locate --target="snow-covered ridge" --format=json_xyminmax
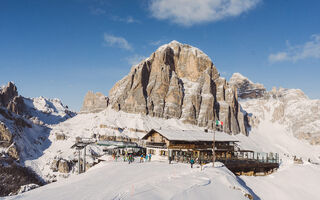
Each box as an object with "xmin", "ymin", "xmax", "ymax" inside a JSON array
[
  {"xmin": 0, "ymin": 81, "xmax": 78, "ymax": 196},
  {"xmin": 157, "ymin": 40, "xmax": 211, "ymax": 59},
  {"xmin": 232, "ymin": 73, "xmax": 320, "ymax": 145},
  {"xmin": 24, "ymin": 96, "xmax": 76, "ymax": 125}
]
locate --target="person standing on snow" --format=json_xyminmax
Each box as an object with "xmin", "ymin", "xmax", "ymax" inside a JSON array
[
  {"xmin": 128, "ymin": 154, "xmax": 133, "ymax": 164},
  {"xmin": 148, "ymin": 153, "xmax": 152, "ymax": 162},
  {"xmin": 145, "ymin": 154, "xmax": 148, "ymax": 162},
  {"xmin": 190, "ymin": 158, "xmax": 195, "ymax": 168},
  {"xmin": 140, "ymin": 154, "xmax": 144, "ymax": 163}
]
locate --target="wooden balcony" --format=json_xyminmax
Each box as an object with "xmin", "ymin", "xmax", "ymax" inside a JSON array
[{"xmin": 146, "ymin": 141, "xmax": 167, "ymax": 148}]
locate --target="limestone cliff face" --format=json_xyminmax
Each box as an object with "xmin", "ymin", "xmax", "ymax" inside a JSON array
[
  {"xmin": 229, "ymin": 73, "xmax": 266, "ymax": 99},
  {"xmin": 108, "ymin": 41, "xmax": 248, "ymax": 134},
  {"xmin": 80, "ymin": 91, "xmax": 109, "ymax": 113}
]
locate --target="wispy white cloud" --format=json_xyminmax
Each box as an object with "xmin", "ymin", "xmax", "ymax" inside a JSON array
[
  {"xmin": 89, "ymin": 6, "xmax": 139, "ymax": 23},
  {"xmin": 148, "ymin": 0, "xmax": 261, "ymax": 26},
  {"xmin": 126, "ymin": 54, "xmax": 147, "ymax": 66},
  {"xmin": 110, "ymin": 15, "xmax": 140, "ymax": 23},
  {"xmin": 103, "ymin": 33, "xmax": 133, "ymax": 50},
  {"xmin": 269, "ymin": 34, "xmax": 320, "ymax": 63},
  {"xmin": 149, "ymin": 39, "xmax": 168, "ymax": 46},
  {"xmin": 89, "ymin": 7, "xmax": 106, "ymax": 15}
]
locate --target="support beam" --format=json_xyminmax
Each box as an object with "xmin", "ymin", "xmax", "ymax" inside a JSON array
[
  {"xmin": 83, "ymin": 146, "xmax": 86, "ymax": 172},
  {"xmin": 212, "ymin": 130, "xmax": 216, "ymax": 167},
  {"xmin": 78, "ymin": 149, "xmax": 81, "ymax": 174}
]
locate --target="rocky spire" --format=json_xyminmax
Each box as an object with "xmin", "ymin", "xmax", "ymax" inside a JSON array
[
  {"xmin": 0, "ymin": 82, "xmax": 18, "ymax": 107},
  {"xmin": 0, "ymin": 82, "xmax": 24, "ymax": 114}
]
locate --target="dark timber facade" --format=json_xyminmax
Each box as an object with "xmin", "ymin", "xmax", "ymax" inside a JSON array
[{"xmin": 142, "ymin": 129, "xmax": 279, "ymax": 175}]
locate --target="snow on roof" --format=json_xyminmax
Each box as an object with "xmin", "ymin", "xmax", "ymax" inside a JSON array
[{"xmin": 143, "ymin": 128, "xmax": 239, "ymax": 142}]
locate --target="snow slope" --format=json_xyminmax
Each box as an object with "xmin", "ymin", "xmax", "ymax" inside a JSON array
[
  {"xmin": 237, "ymin": 93, "xmax": 320, "ymax": 161},
  {"xmin": 242, "ymin": 162, "xmax": 320, "ymax": 200},
  {"xmin": 6, "ymin": 160, "xmax": 254, "ymax": 200}
]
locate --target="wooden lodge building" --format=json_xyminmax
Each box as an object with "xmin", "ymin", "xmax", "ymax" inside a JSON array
[
  {"xmin": 142, "ymin": 129, "xmax": 280, "ymax": 174},
  {"xmin": 142, "ymin": 129, "xmax": 239, "ymax": 163}
]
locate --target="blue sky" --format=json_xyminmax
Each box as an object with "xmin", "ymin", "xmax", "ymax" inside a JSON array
[{"xmin": 1, "ymin": 0, "xmax": 320, "ymax": 111}]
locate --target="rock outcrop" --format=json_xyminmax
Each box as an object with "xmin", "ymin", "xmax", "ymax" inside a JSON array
[
  {"xmin": 80, "ymin": 91, "xmax": 109, "ymax": 113},
  {"xmin": 0, "ymin": 82, "xmax": 18, "ymax": 107},
  {"xmin": 229, "ymin": 73, "xmax": 266, "ymax": 99},
  {"xmin": 58, "ymin": 159, "xmax": 70, "ymax": 173},
  {"xmin": 108, "ymin": 41, "xmax": 248, "ymax": 134},
  {"xmin": 0, "ymin": 82, "xmax": 25, "ymax": 114},
  {"xmin": 0, "ymin": 122, "xmax": 13, "ymax": 147}
]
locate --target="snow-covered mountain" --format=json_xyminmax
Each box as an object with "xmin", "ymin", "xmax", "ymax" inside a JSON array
[
  {"xmin": 2, "ymin": 41, "xmax": 320, "ymax": 199},
  {"xmin": 84, "ymin": 40, "xmax": 248, "ymax": 135},
  {"xmin": 24, "ymin": 96, "xmax": 75, "ymax": 125},
  {"xmin": 0, "ymin": 82, "xmax": 76, "ymax": 196},
  {"xmin": 24, "ymin": 41, "xmax": 320, "ymax": 197},
  {"xmin": 229, "ymin": 73, "xmax": 320, "ymax": 145}
]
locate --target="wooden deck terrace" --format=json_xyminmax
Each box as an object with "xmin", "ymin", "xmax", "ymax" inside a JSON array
[
  {"xmin": 216, "ymin": 150, "xmax": 280, "ymax": 175},
  {"xmin": 218, "ymin": 158, "xmax": 279, "ymax": 175}
]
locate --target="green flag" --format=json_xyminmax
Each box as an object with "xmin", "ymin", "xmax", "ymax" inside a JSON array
[{"xmin": 216, "ymin": 120, "xmax": 220, "ymax": 126}]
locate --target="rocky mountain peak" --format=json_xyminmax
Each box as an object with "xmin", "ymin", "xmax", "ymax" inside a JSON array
[
  {"xmin": 151, "ymin": 40, "xmax": 215, "ymax": 82},
  {"xmin": 107, "ymin": 41, "xmax": 248, "ymax": 134},
  {"xmin": 0, "ymin": 82, "xmax": 18, "ymax": 107},
  {"xmin": 80, "ymin": 91, "xmax": 109, "ymax": 113},
  {"xmin": 0, "ymin": 82, "xmax": 24, "ymax": 114},
  {"xmin": 229, "ymin": 73, "xmax": 266, "ymax": 99}
]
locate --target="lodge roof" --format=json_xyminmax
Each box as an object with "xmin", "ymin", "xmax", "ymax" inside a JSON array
[{"xmin": 142, "ymin": 129, "xmax": 239, "ymax": 142}]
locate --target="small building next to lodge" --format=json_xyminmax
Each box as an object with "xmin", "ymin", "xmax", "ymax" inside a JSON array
[{"xmin": 142, "ymin": 128, "xmax": 239, "ymax": 163}]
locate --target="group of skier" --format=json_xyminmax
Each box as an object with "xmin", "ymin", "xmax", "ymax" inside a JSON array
[
  {"xmin": 111, "ymin": 151, "xmax": 152, "ymax": 164},
  {"xmin": 140, "ymin": 153, "xmax": 152, "ymax": 163}
]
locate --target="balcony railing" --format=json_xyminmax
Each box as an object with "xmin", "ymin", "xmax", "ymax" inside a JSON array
[{"xmin": 146, "ymin": 141, "xmax": 167, "ymax": 148}]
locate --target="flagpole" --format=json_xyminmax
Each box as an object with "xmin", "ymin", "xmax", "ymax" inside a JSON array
[{"xmin": 213, "ymin": 125, "xmax": 216, "ymax": 168}]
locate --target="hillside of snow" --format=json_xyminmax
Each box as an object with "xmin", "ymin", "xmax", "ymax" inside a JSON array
[
  {"xmin": 6, "ymin": 160, "xmax": 255, "ymax": 200},
  {"xmin": 242, "ymin": 162, "xmax": 320, "ymax": 200},
  {"xmin": 239, "ymin": 87, "xmax": 320, "ymax": 146},
  {"xmin": 7, "ymin": 156, "xmax": 320, "ymax": 200}
]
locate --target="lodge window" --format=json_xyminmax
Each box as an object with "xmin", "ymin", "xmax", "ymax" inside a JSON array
[
  {"xmin": 148, "ymin": 149, "xmax": 155, "ymax": 154},
  {"xmin": 160, "ymin": 150, "xmax": 168, "ymax": 156}
]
